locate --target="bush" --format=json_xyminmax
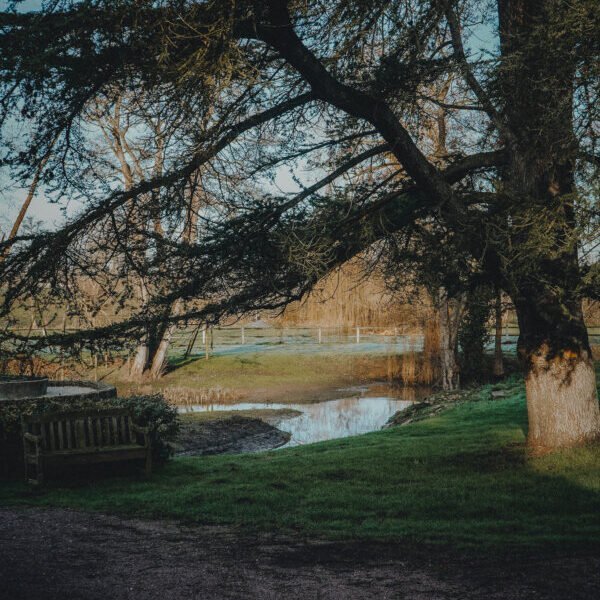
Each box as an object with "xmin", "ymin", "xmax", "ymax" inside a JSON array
[
  {"xmin": 459, "ymin": 286, "xmax": 493, "ymax": 382},
  {"xmin": 0, "ymin": 393, "xmax": 179, "ymax": 479},
  {"xmin": 114, "ymin": 395, "xmax": 180, "ymax": 462}
]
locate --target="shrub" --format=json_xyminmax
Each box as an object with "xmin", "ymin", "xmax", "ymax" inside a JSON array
[
  {"xmin": 114, "ymin": 395, "xmax": 180, "ymax": 462},
  {"xmin": 459, "ymin": 286, "xmax": 493, "ymax": 382}
]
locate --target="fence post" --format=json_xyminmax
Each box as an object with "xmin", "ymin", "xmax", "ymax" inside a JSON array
[
  {"xmin": 241, "ymin": 326, "xmax": 245, "ymax": 345},
  {"xmin": 318, "ymin": 327, "xmax": 322, "ymax": 344},
  {"xmin": 356, "ymin": 327, "xmax": 360, "ymax": 344},
  {"xmin": 184, "ymin": 323, "xmax": 202, "ymax": 359}
]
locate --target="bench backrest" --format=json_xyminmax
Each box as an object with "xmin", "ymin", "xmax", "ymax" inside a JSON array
[{"xmin": 23, "ymin": 408, "xmax": 140, "ymax": 452}]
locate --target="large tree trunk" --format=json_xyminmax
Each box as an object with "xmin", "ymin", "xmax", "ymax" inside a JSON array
[
  {"xmin": 515, "ymin": 290, "xmax": 600, "ymax": 448},
  {"xmin": 498, "ymin": 0, "xmax": 600, "ymax": 447},
  {"xmin": 525, "ymin": 348, "xmax": 598, "ymax": 448}
]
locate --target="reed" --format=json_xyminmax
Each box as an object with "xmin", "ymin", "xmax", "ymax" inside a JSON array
[
  {"xmin": 382, "ymin": 314, "xmax": 441, "ymax": 387},
  {"xmin": 159, "ymin": 386, "xmax": 239, "ymax": 406},
  {"xmin": 278, "ymin": 260, "xmax": 429, "ymax": 329}
]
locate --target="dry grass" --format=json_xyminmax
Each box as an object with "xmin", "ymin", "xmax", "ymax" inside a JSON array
[
  {"xmin": 1, "ymin": 356, "xmax": 88, "ymax": 380},
  {"xmin": 278, "ymin": 260, "xmax": 430, "ymax": 328},
  {"xmin": 383, "ymin": 317, "xmax": 440, "ymax": 386},
  {"xmin": 152, "ymin": 386, "xmax": 238, "ymax": 406}
]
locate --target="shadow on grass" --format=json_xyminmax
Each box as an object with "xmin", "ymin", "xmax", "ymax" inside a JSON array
[{"xmin": 1, "ymin": 394, "xmax": 599, "ymax": 554}]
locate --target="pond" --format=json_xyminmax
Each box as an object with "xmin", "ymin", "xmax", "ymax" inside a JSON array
[{"xmin": 179, "ymin": 385, "xmax": 430, "ymax": 447}]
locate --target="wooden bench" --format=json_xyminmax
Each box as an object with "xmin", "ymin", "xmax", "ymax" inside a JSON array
[{"xmin": 22, "ymin": 408, "xmax": 152, "ymax": 486}]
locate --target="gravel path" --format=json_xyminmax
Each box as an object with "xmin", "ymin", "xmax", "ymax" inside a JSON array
[{"xmin": 1, "ymin": 508, "xmax": 598, "ymax": 599}]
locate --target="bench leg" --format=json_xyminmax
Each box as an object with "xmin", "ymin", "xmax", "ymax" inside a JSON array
[
  {"xmin": 35, "ymin": 464, "xmax": 44, "ymax": 487},
  {"xmin": 24, "ymin": 447, "xmax": 42, "ymax": 486},
  {"xmin": 25, "ymin": 457, "xmax": 43, "ymax": 487},
  {"xmin": 144, "ymin": 447, "xmax": 152, "ymax": 476}
]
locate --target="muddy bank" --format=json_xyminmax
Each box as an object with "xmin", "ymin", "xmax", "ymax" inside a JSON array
[
  {"xmin": 174, "ymin": 415, "xmax": 291, "ymax": 456},
  {"xmin": 0, "ymin": 507, "xmax": 597, "ymax": 600}
]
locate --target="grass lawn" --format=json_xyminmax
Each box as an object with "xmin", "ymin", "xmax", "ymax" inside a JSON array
[
  {"xmin": 1, "ymin": 382, "xmax": 599, "ymax": 552},
  {"xmin": 109, "ymin": 351, "xmax": 399, "ymax": 401}
]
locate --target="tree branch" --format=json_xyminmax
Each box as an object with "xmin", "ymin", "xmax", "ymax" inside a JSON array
[
  {"xmin": 442, "ymin": 1, "xmax": 516, "ymax": 146},
  {"xmin": 252, "ymin": 0, "xmax": 459, "ymax": 212}
]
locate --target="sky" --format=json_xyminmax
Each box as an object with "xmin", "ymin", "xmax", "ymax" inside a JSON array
[{"xmin": 0, "ymin": 0, "xmax": 499, "ymax": 237}]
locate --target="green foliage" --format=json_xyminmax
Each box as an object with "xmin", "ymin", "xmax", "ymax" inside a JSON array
[
  {"xmin": 111, "ymin": 394, "xmax": 180, "ymax": 462},
  {"xmin": 459, "ymin": 286, "xmax": 493, "ymax": 381},
  {"xmin": 2, "ymin": 383, "xmax": 599, "ymax": 551}
]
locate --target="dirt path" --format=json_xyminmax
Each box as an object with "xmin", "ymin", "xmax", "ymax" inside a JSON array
[{"xmin": 0, "ymin": 508, "xmax": 598, "ymax": 599}]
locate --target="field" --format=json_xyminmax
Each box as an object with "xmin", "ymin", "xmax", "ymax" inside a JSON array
[{"xmin": 111, "ymin": 348, "xmax": 423, "ymax": 401}]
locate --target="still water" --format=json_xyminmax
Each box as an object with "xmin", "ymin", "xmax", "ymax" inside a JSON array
[
  {"xmin": 275, "ymin": 396, "xmax": 413, "ymax": 447},
  {"xmin": 179, "ymin": 385, "xmax": 429, "ymax": 447}
]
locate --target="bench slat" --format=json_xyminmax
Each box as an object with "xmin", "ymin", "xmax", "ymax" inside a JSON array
[
  {"xmin": 75, "ymin": 419, "xmax": 86, "ymax": 449},
  {"xmin": 66, "ymin": 419, "xmax": 73, "ymax": 449},
  {"xmin": 48, "ymin": 423, "xmax": 56, "ymax": 450},
  {"xmin": 95, "ymin": 417, "xmax": 102, "ymax": 447},
  {"xmin": 86, "ymin": 417, "xmax": 93, "ymax": 447},
  {"xmin": 26, "ymin": 408, "xmax": 133, "ymax": 425},
  {"xmin": 40, "ymin": 423, "xmax": 47, "ymax": 451},
  {"xmin": 103, "ymin": 417, "xmax": 110, "ymax": 446},
  {"xmin": 120, "ymin": 416, "xmax": 127, "ymax": 445},
  {"xmin": 57, "ymin": 420, "xmax": 64, "ymax": 450},
  {"xmin": 25, "ymin": 411, "xmax": 147, "ymax": 452},
  {"xmin": 128, "ymin": 418, "xmax": 136, "ymax": 444}
]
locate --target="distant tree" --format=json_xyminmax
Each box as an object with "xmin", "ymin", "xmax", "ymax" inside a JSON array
[
  {"xmin": 0, "ymin": 0, "xmax": 599, "ymax": 448},
  {"xmin": 84, "ymin": 92, "xmax": 213, "ymax": 378}
]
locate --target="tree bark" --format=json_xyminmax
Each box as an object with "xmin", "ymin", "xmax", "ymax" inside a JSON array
[
  {"xmin": 130, "ymin": 281, "xmax": 151, "ymax": 378},
  {"xmin": 437, "ymin": 289, "xmax": 464, "ymax": 391},
  {"xmin": 525, "ymin": 345, "xmax": 599, "ymax": 448},
  {"xmin": 131, "ymin": 340, "xmax": 150, "ymax": 378},
  {"xmin": 493, "ymin": 288, "xmax": 504, "ymax": 378},
  {"xmin": 149, "ymin": 300, "xmax": 183, "ymax": 379},
  {"xmin": 148, "ymin": 182, "xmax": 202, "ymax": 378},
  {"xmin": 0, "ymin": 141, "xmax": 55, "ymax": 262},
  {"xmin": 498, "ymin": 0, "xmax": 600, "ymax": 447}
]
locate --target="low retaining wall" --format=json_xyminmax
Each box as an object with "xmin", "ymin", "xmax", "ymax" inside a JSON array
[
  {"xmin": 0, "ymin": 377, "xmax": 49, "ymax": 401},
  {"xmin": 44, "ymin": 380, "xmax": 117, "ymax": 401}
]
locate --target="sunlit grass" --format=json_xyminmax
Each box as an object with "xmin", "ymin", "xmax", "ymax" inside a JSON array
[{"xmin": 111, "ymin": 351, "xmax": 397, "ymax": 400}]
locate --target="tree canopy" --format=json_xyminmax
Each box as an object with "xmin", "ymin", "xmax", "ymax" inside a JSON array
[{"xmin": 1, "ymin": 0, "xmax": 599, "ymax": 446}]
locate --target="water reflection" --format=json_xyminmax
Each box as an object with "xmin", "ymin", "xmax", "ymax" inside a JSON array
[
  {"xmin": 275, "ymin": 396, "xmax": 413, "ymax": 447},
  {"xmin": 179, "ymin": 385, "xmax": 429, "ymax": 447}
]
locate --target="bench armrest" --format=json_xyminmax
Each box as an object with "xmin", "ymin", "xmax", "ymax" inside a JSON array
[
  {"xmin": 130, "ymin": 423, "xmax": 151, "ymax": 450},
  {"xmin": 23, "ymin": 432, "xmax": 41, "ymax": 443},
  {"xmin": 130, "ymin": 423, "xmax": 149, "ymax": 435}
]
